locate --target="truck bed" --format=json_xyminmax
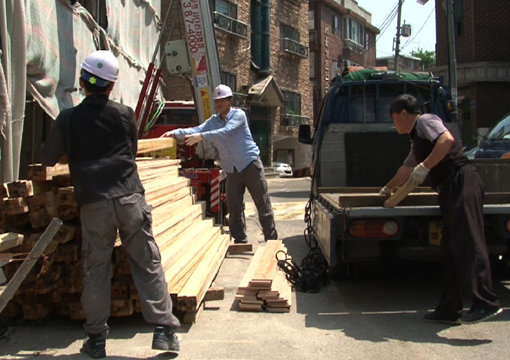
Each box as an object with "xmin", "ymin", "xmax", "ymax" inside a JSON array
[{"xmin": 318, "ymin": 187, "xmax": 510, "ymax": 217}]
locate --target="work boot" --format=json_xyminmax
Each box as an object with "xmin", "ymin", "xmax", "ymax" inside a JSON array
[
  {"xmin": 152, "ymin": 325, "xmax": 180, "ymax": 351},
  {"xmin": 460, "ymin": 306, "xmax": 503, "ymax": 324},
  {"xmin": 80, "ymin": 333, "xmax": 106, "ymax": 359}
]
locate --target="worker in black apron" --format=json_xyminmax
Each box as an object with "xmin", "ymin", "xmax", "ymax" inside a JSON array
[{"xmin": 380, "ymin": 94, "xmax": 501, "ymax": 325}]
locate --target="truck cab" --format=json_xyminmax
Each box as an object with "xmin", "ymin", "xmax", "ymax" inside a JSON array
[{"xmin": 300, "ymin": 69, "xmax": 457, "ymax": 192}]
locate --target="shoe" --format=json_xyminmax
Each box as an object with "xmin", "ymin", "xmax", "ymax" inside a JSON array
[
  {"xmin": 80, "ymin": 333, "xmax": 106, "ymax": 359},
  {"xmin": 423, "ymin": 310, "xmax": 461, "ymax": 325},
  {"xmin": 234, "ymin": 238, "xmax": 248, "ymax": 244},
  {"xmin": 152, "ymin": 325, "xmax": 180, "ymax": 351},
  {"xmin": 460, "ymin": 307, "xmax": 503, "ymax": 324}
]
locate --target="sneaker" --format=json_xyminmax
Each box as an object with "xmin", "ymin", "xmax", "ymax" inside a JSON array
[
  {"xmin": 423, "ymin": 310, "xmax": 461, "ymax": 325},
  {"xmin": 80, "ymin": 333, "xmax": 106, "ymax": 359},
  {"xmin": 152, "ymin": 325, "xmax": 180, "ymax": 351},
  {"xmin": 460, "ymin": 307, "xmax": 503, "ymax": 324},
  {"xmin": 234, "ymin": 238, "xmax": 248, "ymax": 244}
]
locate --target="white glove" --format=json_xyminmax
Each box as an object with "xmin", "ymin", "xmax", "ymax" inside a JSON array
[
  {"xmin": 185, "ymin": 133, "xmax": 204, "ymax": 146},
  {"xmin": 160, "ymin": 129, "xmax": 177, "ymax": 138},
  {"xmin": 378, "ymin": 186, "xmax": 392, "ymax": 196},
  {"xmin": 408, "ymin": 162, "xmax": 429, "ymax": 186}
]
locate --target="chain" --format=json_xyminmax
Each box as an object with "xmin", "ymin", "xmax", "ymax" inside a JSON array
[{"xmin": 276, "ymin": 197, "xmax": 329, "ymax": 293}]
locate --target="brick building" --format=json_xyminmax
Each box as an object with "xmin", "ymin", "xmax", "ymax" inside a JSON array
[
  {"xmin": 308, "ymin": 0, "xmax": 379, "ymax": 122},
  {"xmin": 160, "ymin": 0, "xmax": 312, "ymax": 173},
  {"xmin": 376, "ymin": 54, "xmax": 422, "ymax": 72},
  {"xmin": 433, "ymin": 0, "xmax": 510, "ymax": 144}
]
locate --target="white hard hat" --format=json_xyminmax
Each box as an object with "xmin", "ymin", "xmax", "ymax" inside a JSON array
[
  {"xmin": 80, "ymin": 50, "xmax": 119, "ymax": 86},
  {"xmin": 213, "ymin": 84, "xmax": 233, "ymax": 99}
]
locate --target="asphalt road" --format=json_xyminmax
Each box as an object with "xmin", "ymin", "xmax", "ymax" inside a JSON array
[{"xmin": 1, "ymin": 176, "xmax": 510, "ymax": 359}]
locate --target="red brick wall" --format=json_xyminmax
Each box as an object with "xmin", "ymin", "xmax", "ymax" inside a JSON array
[{"xmin": 436, "ymin": 0, "xmax": 510, "ymax": 65}]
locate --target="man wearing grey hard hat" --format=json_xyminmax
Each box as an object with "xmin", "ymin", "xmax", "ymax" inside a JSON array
[
  {"xmin": 42, "ymin": 50, "xmax": 180, "ymax": 358},
  {"xmin": 161, "ymin": 84, "xmax": 278, "ymax": 244}
]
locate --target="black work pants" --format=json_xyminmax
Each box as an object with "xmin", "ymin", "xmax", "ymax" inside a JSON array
[{"xmin": 436, "ymin": 165, "xmax": 500, "ymax": 315}]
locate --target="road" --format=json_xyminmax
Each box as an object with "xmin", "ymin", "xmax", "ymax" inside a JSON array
[{"xmin": 1, "ymin": 176, "xmax": 509, "ymax": 359}]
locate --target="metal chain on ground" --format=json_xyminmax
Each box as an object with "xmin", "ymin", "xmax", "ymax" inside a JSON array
[{"xmin": 276, "ymin": 197, "xmax": 329, "ymax": 293}]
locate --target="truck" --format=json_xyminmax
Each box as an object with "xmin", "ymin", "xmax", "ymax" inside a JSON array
[{"xmin": 298, "ymin": 68, "xmax": 510, "ymax": 278}]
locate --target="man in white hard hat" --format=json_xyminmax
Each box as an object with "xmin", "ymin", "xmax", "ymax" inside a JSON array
[
  {"xmin": 161, "ymin": 84, "xmax": 278, "ymax": 243},
  {"xmin": 41, "ymin": 50, "xmax": 180, "ymax": 358}
]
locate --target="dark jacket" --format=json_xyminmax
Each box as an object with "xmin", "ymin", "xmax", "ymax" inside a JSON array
[{"xmin": 41, "ymin": 95, "xmax": 144, "ymax": 205}]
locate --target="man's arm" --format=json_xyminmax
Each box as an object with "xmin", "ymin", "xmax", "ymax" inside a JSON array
[{"xmin": 421, "ymin": 131, "xmax": 455, "ymax": 169}]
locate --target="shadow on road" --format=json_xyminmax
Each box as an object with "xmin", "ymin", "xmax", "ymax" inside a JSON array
[{"xmin": 281, "ymin": 233, "xmax": 510, "ymax": 347}]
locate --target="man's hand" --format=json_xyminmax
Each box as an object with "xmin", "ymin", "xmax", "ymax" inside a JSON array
[
  {"xmin": 378, "ymin": 186, "xmax": 392, "ymax": 196},
  {"xmin": 408, "ymin": 162, "xmax": 429, "ymax": 186},
  {"xmin": 185, "ymin": 133, "xmax": 204, "ymax": 146},
  {"xmin": 160, "ymin": 129, "xmax": 176, "ymax": 138}
]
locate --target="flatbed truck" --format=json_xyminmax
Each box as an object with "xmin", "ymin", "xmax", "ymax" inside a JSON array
[{"xmin": 299, "ymin": 69, "xmax": 510, "ymax": 277}]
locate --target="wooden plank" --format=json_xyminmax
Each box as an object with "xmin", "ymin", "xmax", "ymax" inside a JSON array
[
  {"xmin": 203, "ymin": 287, "xmax": 224, "ymax": 301},
  {"xmin": 0, "ymin": 218, "xmax": 62, "ymax": 314},
  {"xmin": 252, "ymin": 240, "xmax": 283, "ymax": 280},
  {"xmin": 177, "ymin": 233, "xmax": 230, "ymax": 312},
  {"xmin": 166, "ymin": 227, "xmax": 222, "ymax": 294},
  {"xmin": 137, "ymin": 138, "xmax": 175, "ymax": 155},
  {"xmin": 0, "ymin": 233, "xmax": 24, "ymax": 252}
]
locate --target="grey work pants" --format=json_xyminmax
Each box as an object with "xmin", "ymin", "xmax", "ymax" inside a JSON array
[
  {"xmin": 226, "ymin": 158, "xmax": 277, "ymax": 241},
  {"xmin": 80, "ymin": 193, "xmax": 179, "ymax": 337}
]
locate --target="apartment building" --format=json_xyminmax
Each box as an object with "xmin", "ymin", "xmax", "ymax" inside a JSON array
[
  {"xmin": 308, "ymin": 0, "xmax": 379, "ymax": 122},
  {"xmin": 160, "ymin": 0, "xmax": 312, "ymax": 173},
  {"xmin": 433, "ymin": 0, "xmax": 510, "ymax": 144}
]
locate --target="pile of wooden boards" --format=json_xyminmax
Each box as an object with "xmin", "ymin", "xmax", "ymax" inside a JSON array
[
  {"xmin": 0, "ymin": 150, "xmax": 230, "ymax": 323},
  {"xmin": 235, "ymin": 240, "xmax": 292, "ymax": 313}
]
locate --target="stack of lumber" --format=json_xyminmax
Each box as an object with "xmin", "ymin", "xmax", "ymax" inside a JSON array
[
  {"xmin": 235, "ymin": 240, "xmax": 292, "ymax": 313},
  {"xmin": 0, "ymin": 149, "xmax": 230, "ymax": 323}
]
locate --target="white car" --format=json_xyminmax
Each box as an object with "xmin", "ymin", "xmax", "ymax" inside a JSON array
[{"xmin": 273, "ymin": 162, "xmax": 293, "ymax": 177}]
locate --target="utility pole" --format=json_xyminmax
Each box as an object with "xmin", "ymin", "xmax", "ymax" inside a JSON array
[
  {"xmin": 394, "ymin": 0, "xmax": 403, "ymax": 72},
  {"xmin": 446, "ymin": 0, "xmax": 458, "ymax": 121}
]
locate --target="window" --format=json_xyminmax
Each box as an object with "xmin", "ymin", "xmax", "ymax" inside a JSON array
[
  {"xmin": 215, "ymin": 0, "xmax": 237, "ymax": 17},
  {"xmin": 282, "ymin": 91, "xmax": 301, "ymax": 116},
  {"xmin": 332, "ymin": 15, "xmax": 339, "ymax": 36},
  {"xmin": 214, "ymin": 0, "xmax": 247, "ymax": 37},
  {"xmin": 280, "ymin": 23, "xmax": 300, "ymax": 42},
  {"xmin": 280, "ymin": 23, "xmax": 308, "ymax": 57},
  {"xmin": 220, "ymin": 72, "xmax": 237, "ymax": 92},
  {"xmin": 343, "ymin": 16, "xmax": 365, "ymax": 47}
]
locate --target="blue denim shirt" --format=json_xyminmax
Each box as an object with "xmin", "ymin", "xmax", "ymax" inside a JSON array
[{"xmin": 173, "ymin": 108, "xmax": 260, "ymax": 173}]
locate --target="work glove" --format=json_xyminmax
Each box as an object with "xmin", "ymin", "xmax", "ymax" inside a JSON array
[
  {"xmin": 185, "ymin": 133, "xmax": 204, "ymax": 146},
  {"xmin": 160, "ymin": 129, "xmax": 177, "ymax": 138},
  {"xmin": 378, "ymin": 186, "xmax": 392, "ymax": 196},
  {"xmin": 408, "ymin": 162, "xmax": 429, "ymax": 186}
]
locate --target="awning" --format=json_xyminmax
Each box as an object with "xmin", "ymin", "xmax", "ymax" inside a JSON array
[{"xmin": 248, "ymin": 75, "xmax": 285, "ymax": 107}]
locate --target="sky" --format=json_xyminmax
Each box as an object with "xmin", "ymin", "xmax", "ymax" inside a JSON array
[{"xmin": 356, "ymin": 0, "xmax": 437, "ymax": 58}]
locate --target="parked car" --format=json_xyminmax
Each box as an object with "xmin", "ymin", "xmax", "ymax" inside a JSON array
[
  {"xmin": 273, "ymin": 162, "xmax": 293, "ymax": 177},
  {"xmin": 474, "ymin": 113, "xmax": 510, "ymax": 159}
]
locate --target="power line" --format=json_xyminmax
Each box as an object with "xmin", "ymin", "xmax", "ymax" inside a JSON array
[{"xmin": 401, "ymin": 6, "xmax": 435, "ymax": 52}]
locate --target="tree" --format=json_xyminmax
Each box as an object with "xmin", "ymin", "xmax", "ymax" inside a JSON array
[{"xmin": 411, "ymin": 48, "xmax": 436, "ymax": 70}]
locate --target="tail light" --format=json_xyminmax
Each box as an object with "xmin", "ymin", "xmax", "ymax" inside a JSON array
[{"xmin": 348, "ymin": 220, "xmax": 399, "ymax": 238}]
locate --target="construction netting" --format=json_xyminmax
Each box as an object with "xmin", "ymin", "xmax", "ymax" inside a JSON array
[{"xmin": 0, "ymin": 0, "xmax": 162, "ymax": 182}]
